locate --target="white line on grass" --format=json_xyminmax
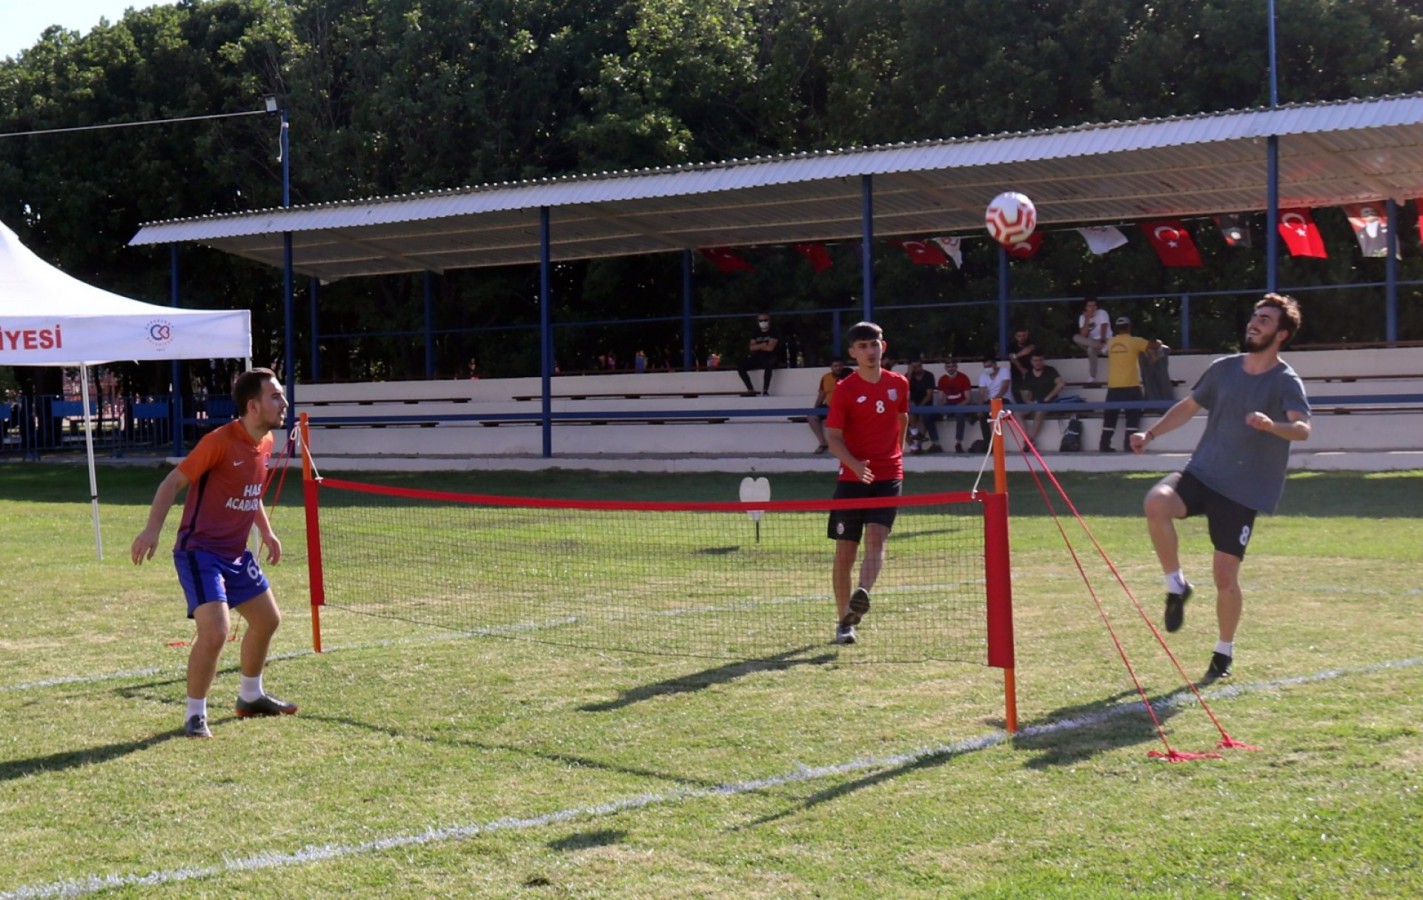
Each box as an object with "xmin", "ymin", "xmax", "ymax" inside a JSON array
[{"xmin": 6, "ymin": 655, "xmax": 1421, "ymax": 900}]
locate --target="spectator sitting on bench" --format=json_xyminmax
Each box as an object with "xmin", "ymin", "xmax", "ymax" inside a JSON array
[
  {"xmin": 737, "ymin": 312, "xmax": 780, "ymax": 395},
  {"xmin": 807, "ymin": 358, "xmax": 848, "ymax": 453},
  {"xmin": 936, "ymin": 358, "xmax": 973, "ymax": 453},
  {"xmin": 1019, "ymin": 351, "xmax": 1066, "ymax": 443},
  {"xmin": 976, "ymin": 354, "xmax": 1013, "ymax": 447},
  {"xmin": 1072, "ymin": 296, "xmax": 1113, "ymax": 385}
]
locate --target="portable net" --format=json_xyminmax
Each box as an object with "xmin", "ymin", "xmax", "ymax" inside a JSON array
[{"xmin": 305, "ymin": 477, "xmax": 1014, "ymax": 666}]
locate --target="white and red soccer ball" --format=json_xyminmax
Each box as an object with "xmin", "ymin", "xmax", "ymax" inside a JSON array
[{"xmin": 984, "ymin": 192, "xmax": 1037, "ymax": 246}]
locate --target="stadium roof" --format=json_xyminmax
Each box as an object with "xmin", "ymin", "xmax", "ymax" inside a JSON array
[{"xmin": 129, "ymin": 93, "xmax": 1423, "ymax": 282}]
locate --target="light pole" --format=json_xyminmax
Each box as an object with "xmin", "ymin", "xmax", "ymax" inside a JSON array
[{"xmin": 265, "ymin": 95, "xmax": 296, "ymax": 427}]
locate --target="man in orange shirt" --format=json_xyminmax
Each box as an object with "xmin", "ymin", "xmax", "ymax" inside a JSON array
[
  {"xmin": 825, "ymin": 322, "xmax": 909, "ymax": 645},
  {"xmin": 132, "ymin": 368, "xmax": 297, "ymax": 739}
]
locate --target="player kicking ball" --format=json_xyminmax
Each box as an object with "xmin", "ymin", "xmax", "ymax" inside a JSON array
[
  {"xmin": 131, "ymin": 368, "xmax": 298, "ymax": 738},
  {"xmin": 824, "ymin": 321, "xmax": 909, "ymax": 645}
]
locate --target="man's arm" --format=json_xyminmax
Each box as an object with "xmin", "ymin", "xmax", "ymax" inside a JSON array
[
  {"xmin": 254, "ymin": 501, "xmax": 282, "ymax": 564},
  {"xmin": 1130, "ymin": 395, "xmax": 1202, "ymax": 453},
  {"xmin": 1247, "ymin": 409, "xmax": 1311, "ymax": 442},
  {"xmin": 1044, "ymin": 374, "xmax": 1065, "ymax": 403},
  {"xmin": 826, "ymin": 426, "xmax": 869, "ymax": 483},
  {"xmin": 131, "ymin": 467, "xmax": 191, "ymax": 564}
]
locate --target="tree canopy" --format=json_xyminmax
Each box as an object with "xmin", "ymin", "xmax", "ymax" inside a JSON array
[{"xmin": 3, "ymin": 0, "xmax": 1422, "ymax": 385}]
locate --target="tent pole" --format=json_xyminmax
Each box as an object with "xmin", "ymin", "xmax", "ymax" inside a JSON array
[{"xmin": 79, "ymin": 363, "xmax": 103, "ymax": 559}]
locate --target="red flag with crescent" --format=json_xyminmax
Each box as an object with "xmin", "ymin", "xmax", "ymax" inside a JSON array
[
  {"xmin": 1005, "ymin": 232, "xmax": 1043, "ymax": 260},
  {"xmin": 792, "ymin": 243, "xmax": 834, "ymax": 272},
  {"xmin": 898, "ymin": 239, "xmax": 949, "ymax": 266},
  {"xmin": 1278, "ymin": 209, "xmax": 1328, "ymax": 258},
  {"xmin": 1142, "ymin": 220, "xmax": 1203, "ymax": 267},
  {"xmin": 700, "ymin": 247, "xmax": 755, "ymax": 273}
]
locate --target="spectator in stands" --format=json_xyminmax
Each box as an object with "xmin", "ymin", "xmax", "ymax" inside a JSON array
[
  {"xmin": 634, "ymin": 350, "xmax": 648, "ymax": 373},
  {"xmin": 975, "ymin": 354, "xmax": 1013, "ymax": 448},
  {"xmin": 737, "ymin": 312, "xmax": 781, "ymax": 395},
  {"xmin": 807, "ymin": 358, "xmax": 848, "ymax": 453},
  {"xmin": 936, "ymin": 357, "xmax": 972, "ymax": 453},
  {"xmin": 1099, "ymin": 316, "xmax": 1163, "ymax": 452},
  {"xmin": 906, "ymin": 358, "xmax": 942, "ymax": 453},
  {"xmin": 130, "ymin": 368, "xmax": 298, "ymax": 739},
  {"xmin": 825, "ymin": 321, "xmax": 909, "ymax": 646},
  {"xmin": 1131, "ymin": 293, "xmax": 1311, "ymax": 684},
  {"xmin": 1019, "ymin": 352, "xmax": 1066, "ymax": 443},
  {"xmin": 1072, "ymin": 296, "xmax": 1113, "ymax": 384},
  {"xmin": 1005, "ymin": 325, "xmax": 1038, "ymax": 401}
]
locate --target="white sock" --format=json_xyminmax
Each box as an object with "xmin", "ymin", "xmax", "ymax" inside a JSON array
[
  {"xmin": 1165, "ymin": 570, "xmax": 1188, "ymax": 593},
  {"xmin": 239, "ymin": 674, "xmax": 265, "ymax": 702},
  {"xmin": 186, "ymin": 696, "xmax": 207, "ymax": 719},
  {"xmin": 1215, "ymin": 640, "xmax": 1234, "ymax": 657}
]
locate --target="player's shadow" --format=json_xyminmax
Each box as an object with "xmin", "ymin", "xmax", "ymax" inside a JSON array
[
  {"xmin": 0, "ymin": 726, "xmax": 193, "ymax": 782},
  {"xmin": 308, "ymin": 712, "xmax": 725, "ymax": 789},
  {"xmin": 1013, "ymin": 687, "xmax": 1196, "ymax": 768},
  {"xmin": 579, "ymin": 645, "xmax": 834, "ymax": 712}
]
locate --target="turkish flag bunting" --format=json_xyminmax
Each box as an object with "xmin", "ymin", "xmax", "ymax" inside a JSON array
[
  {"xmin": 792, "ymin": 242, "xmax": 833, "ymax": 272},
  {"xmin": 1142, "ymin": 220, "xmax": 1203, "ymax": 267},
  {"xmin": 1277, "ymin": 208, "xmax": 1328, "ymax": 258},
  {"xmin": 700, "ymin": 247, "xmax": 755, "ymax": 273},
  {"xmin": 1342, "ymin": 203, "xmax": 1390, "ymax": 258},
  {"xmin": 899, "ymin": 240, "xmax": 949, "ymax": 266},
  {"xmin": 1214, "ymin": 214, "xmax": 1252, "ymax": 248},
  {"xmin": 1005, "ymin": 232, "xmax": 1043, "ymax": 260},
  {"xmin": 930, "ymin": 236, "xmax": 964, "ymax": 268}
]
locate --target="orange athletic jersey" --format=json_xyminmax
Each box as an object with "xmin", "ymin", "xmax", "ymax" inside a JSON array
[{"xmin": 174, "ymin": 420, "xmax": 272, "ymax": 558}]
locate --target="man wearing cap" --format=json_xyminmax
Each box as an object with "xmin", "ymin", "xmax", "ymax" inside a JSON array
[{"xmin": 1099, "ymin": 316, "xmax": 1163, "ymax": 452}]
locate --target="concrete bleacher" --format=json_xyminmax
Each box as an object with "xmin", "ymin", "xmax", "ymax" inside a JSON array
[{"xmin": 292, "ymin": 346, "xmax": 1423, "ymax": 472}]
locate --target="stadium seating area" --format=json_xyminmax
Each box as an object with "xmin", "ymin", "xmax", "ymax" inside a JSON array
[{"xmin": 293, "ymin": 346, "xmax": 1423, "ymax": 472}]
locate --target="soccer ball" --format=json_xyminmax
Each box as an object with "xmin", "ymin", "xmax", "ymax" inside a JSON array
[{"xmin": 984, "ymin": 192, "xmax": 1038, "ymax": 246}]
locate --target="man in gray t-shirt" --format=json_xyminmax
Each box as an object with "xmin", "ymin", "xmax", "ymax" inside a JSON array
[{"xmin": 1129, "ymin": 294, "xmax": 1311, "ymax": 684}]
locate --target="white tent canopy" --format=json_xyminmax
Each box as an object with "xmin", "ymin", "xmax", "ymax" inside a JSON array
[{"xmin": 0, "ymin": 218, "xmax": 252, "ymax": 557}]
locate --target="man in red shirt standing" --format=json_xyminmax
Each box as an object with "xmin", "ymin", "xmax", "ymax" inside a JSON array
[
  {"xmin": 825, "ymin": 321, "xmax": 909, "ymax": 645},
  {"xmin": 131, "ymin": 368, "xmax": 297, "ymax": 739}
]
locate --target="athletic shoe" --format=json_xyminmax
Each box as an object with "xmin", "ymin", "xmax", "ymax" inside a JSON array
[
  {"xmin": 834, "ymin": 623, "xmax": 857, "ymax": 645},
  {"xmin": 235, "ymin": 694, "xmax": 298, "ymax": 717},
  {"xmin": 1201, "ymin": 651, "xmax": 1233, "ymax": 683},
  {"xmin": 184, "ymin": 714, "xmax": 212, "ymax": 739},
  {"xmin": 1163, "ymin": 582, "xmax": 1193, "ymax": 633},
  {"xmin": 845, "ymin": 587, "xmax": 871, "ymax": 626}
]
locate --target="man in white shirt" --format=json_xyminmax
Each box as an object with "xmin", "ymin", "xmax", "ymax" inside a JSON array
[
  {"xmin": 1071, "ymin": 297, "xmax": 1113, "ymax": 384},
  {"xmin": 975, "ymin": 354, "xmax": 1012, "ymax": 448}
]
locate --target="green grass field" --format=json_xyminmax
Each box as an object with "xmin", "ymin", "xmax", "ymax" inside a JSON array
[{"xmin": 1, "ymin": 462, "xmax": 1421, "ymax": 897}]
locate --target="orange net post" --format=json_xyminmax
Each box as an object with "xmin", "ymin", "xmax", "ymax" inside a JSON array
[{"xmin": 299, "ymin": 412, "xmax": 325, "ymax": 653}]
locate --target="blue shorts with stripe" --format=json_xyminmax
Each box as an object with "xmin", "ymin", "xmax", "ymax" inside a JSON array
[{"xmin": 173, "ymin": 549, "xmax": 271, "ymax": 618}]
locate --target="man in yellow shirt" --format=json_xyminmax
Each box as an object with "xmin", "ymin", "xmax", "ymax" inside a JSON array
[{"xmin": 1099, "ymin": 316, "xmax": 1163, "ymax": 452}]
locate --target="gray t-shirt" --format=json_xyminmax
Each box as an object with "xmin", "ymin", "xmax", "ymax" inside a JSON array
[{"xmin": 1185, "ymin": 354, "xmax": 1310, "ymax": 513}]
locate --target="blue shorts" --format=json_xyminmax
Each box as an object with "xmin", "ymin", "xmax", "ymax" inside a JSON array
[{"xmin": 173, "ymin": 549, "xmax": 271, "ymax": 618}]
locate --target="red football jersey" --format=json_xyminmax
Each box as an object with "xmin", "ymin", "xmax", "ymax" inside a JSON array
[
  {"xmin": 174, "ymin": 420, "xmax": 273, "ymax": 558},
  {"xmin": 826, "ymin": 369, "xmax": 909, "ymax": 481}
]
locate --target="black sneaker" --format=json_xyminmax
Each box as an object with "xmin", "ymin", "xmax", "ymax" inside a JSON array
[
  {"xmin": 1201, "ymin": 651, "xmax": 1233, "ymax": 683},
  {"xmin": 185, "ymin": 714, "xmax": 212, "ymax": 739},
  {"xmin": 1164, "ymin": 583, "xmax": 1193, "ymax": 633},
  {"xmin": 235, "ymin": 694, "xmax": 298, "ymax": 717},
  {"xmin": 834, "ymin": 623, "xmax": 857, "ymax": 645},
  {"xmin": 845, "ymin": 587, "xmax": 871, "ymax": 626}
]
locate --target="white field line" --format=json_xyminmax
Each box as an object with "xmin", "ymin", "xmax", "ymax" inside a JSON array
[{"xmin": 5, "ymin": 655, "xmax": 1421, "ymax": 900}]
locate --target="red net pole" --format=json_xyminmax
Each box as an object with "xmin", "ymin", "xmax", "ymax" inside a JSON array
[
  {"xmin": 300, "ymin": 413, "xmax": 326, "ymax": 654},
  {"xmin": 982, "ymin": 490, "xmax": 1017, "ymax": 732}
]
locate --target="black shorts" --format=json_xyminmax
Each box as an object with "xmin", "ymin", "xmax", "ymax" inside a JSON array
[
  {"xmin": 1165, "ymin": 471, "xmax": 1258, "ymax": 559},
  {"xmin": 827, "ymin": 479, "xmax": 902, "ymax": 543}
]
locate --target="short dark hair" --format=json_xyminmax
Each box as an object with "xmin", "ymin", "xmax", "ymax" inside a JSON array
[
  {"xmin": 1257, "ymin": 293, "xmax": 1302, "ymax": 346},
  {"xmin": 233, "ymin": 368, "xmax": 278, "ymax": 417},
  {"xmin": 846, "ymin": 321, "xmax": 883, "ymax": 344}
]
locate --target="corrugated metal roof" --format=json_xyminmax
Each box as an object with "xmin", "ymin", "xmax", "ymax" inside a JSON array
[{"xmin": 130, "ymin": 94, "xmax": 1423, "ymax": 281}]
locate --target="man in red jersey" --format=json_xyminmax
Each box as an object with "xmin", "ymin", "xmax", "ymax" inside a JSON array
[
  {"xmin": 824, "ymin": 321, "xmax": 909, "ymax": 645},
  {"xmin": 131, "ymin": 368, "xmax": 296, "ymax": 738}
]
